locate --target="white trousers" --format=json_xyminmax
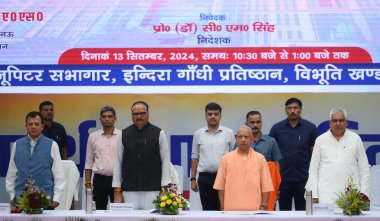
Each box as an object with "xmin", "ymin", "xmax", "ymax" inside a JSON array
[{"xmin": 122, "ymin": 191, "xmax": 159, "ymax": 210}]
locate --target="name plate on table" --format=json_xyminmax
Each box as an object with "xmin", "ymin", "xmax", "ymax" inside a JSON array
[
  {"xmin": 0, "ymin": 203, "xmax": 10, "ymax": 212},
  {"xmin": 313, "ymin": 204, "xmax": 334, "ymax": 214},
  {"xmin": 109, "ymin": 203, "xmax": 134, "ymax": 213}
]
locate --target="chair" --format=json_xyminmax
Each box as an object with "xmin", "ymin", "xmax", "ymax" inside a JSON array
[
  {"xmin": 56, "ymin": 160, "xmax": 80, "ymax": 210},
  {"xmin": 172, "ymin": 164, "xmax": 184, "ymax": 193},
  {"xmin": 189, "ymin": 169, "xmax": 202, "ymax": 210},
  {"xmin": 370, "ymin": 165, "xmax": 380, "ymax": 211}
]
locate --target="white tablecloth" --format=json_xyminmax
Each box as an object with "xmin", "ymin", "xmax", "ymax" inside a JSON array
[{"xmin": 1, "ymin": 210, "xmax": 380, "ymax": 221}]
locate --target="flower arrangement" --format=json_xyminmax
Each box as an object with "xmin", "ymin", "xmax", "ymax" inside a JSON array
[
  {"xmin": 153, "ymin": 184, "xmax": 188, "ymax": 215},
  {"xmin": 334, "ymin": 177, "xmax": 369, "ymax": 216},
  {"xmin": 17, "ymin": 177, "xmax": 51, "ymax": 214}
]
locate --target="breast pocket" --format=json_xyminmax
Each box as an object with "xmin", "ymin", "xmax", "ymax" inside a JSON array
[
  {"xmin": 320, "ymin": 144, "xmax": 337, "ymax": 162},
  {"xmin": 340, "ymin": 145, "xmax": 357, "ymax": 164}
]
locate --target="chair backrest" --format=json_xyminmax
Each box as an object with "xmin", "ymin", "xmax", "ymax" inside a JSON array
[
  {"xmin": 171, "ymin": 164, "xmax": 184, "ymax": 193},
  {"xmin": 370, "ymin": 165, "xmax": 380, "ymax": 211},
  {"xmin": 81, "ymin": 169, "xmax": 90, "ymax": 210},
  {"xmin": 56, "ymin": 160, "xmax": 80, "ymax": 210}
]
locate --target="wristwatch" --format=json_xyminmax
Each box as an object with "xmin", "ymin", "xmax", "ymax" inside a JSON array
[{"xmin": 190, "ymin": 177, "xmax": 196, "ymax": 181}]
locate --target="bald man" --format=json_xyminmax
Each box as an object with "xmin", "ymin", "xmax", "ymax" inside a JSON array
[{"xmin": 214, "ymin": 126, "xmax": 273, "ymax": 211}]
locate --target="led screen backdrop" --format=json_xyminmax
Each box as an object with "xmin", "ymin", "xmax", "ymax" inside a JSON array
[
  {"xmin": 1, "ymin": 0, "xmax": 379, "ymax": 64},
  {"xmin": 0, "ymin": 0, "xmax": 379, "ymax": 200},
  {"xmin": 1, "ymin": 0, "xmax": 380, "ymax": 93}
]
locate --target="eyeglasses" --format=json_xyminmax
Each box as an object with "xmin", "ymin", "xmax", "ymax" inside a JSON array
[
  {"xmin": 331, "ymin": 119, "xmax": 346, "ymax": 123},
  {"xmin": 132, "ymin": 111, "xmax": 147, "ymax": 116}
]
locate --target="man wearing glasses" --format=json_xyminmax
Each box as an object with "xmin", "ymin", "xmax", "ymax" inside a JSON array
[
  {"xmin": 305, "ymin": 108, "xmax": 370, "ymax": 204},
  {"xmin": 112, "ymin": 101, "xmax": 171, "ymax": 210}
]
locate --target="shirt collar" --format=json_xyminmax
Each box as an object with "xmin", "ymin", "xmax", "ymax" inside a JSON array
[
  {"xmin": 205, "ymin": 125, "xmax": 223, "ymax": 133},
  {"xmin": 101, "ymin": 127, "xmax": 117, "ymax": 135},
  {"xmin": 285, "ymin": 117, "xmax": 303, "ymax": 127},
  {"xmin": 253, "ymin": 132, "xmax": 265, "ymax": 142},
  {"xmin": 235, "ymin": 147, "xmax": 255, "ymax": 156},
  {"xmin": 258, "ymin": 133, "xmax": 267, "ymax": 142},
  {"xmin": 44, "ymin": 121, "xmax": 55, "ymax": 129},
  {"xmin": 27, "ymin": 134, "xmax": 42, "ymax": 142},
  {"xmin": 133, "ymin": 122, "xmax": 151, "ymax": 130},
  {"xmin": 328, "ymin": 128, "xmax": 347, "ymax": 138}
]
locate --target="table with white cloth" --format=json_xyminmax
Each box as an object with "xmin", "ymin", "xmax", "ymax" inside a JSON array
[{"xmin": 1, "ymin": 210, "xmax": 380, "ymax": 221}]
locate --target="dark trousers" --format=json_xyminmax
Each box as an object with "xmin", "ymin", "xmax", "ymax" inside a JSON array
[
  {"xmin": 198, "ymin": 172, "xmax": 220, "ymax": 211},
  {"xmin": 93, "ymin": 173, "xmax": 114, "ymax": 210},
  {"xmin": 279, "ymin": 181, "xmax": 306, "ymax": 211}
]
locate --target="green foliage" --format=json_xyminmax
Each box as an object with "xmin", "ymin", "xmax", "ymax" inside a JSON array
[
  {"xmin": 334, "ymin": 177, "xmax": 369, "ymax": 216},
  {"xmin": 153, "ymin": 184, "xmax": 188, "ymax": 215},
  {"xmin": 17, "ymin": 177, "xmax": 50, "ymax": 214}
]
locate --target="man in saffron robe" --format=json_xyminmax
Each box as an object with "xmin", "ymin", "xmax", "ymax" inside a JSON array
[{"xmin": 214, "ymin": 126, "xmax": 273, "ymax": 211}]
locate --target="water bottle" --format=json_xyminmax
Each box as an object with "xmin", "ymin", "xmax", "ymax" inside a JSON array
[
  {"xmin": 305, "ymin": 190, "xmax": 313, "ymax": 215},
  {"xmin": 86, "ymin": 188, "xmax": 93, "ymax": 214}
]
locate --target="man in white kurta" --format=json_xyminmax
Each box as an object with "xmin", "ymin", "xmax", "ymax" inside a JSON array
[{"xmin": 305, "ymin": 108, "xmax": 370, "ymax": 204}]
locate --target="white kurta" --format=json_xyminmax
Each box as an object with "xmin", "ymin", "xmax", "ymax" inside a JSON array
[
  {"xmin": 305, "ymin": 129, "xmax": 370, "ymax": 204},
  {"xmin": 6, "ymin": 136, "xmax": 66, "ymax": 203}
]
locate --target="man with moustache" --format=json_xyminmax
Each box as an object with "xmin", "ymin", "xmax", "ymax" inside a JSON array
[
  {"xmin": 243, "ymin": 110, "xmax": 282, "ymax": 170},
  {"xmin": 213, "ymin": 126, "xmax": 273, "ymax": 211},
  {"xmin": 305, "ymin": 108, "xmax": 370, "ymax": 204},
  {"xmin": 39, "ymin": 101, "xmax": 68, "ymax": 160},
  {"xmin": 6, "ymin": 111, "xmax": 65, "ymax": 209},
  {"xmin": 85, "ymin": 106, "xmax": 121, "ymax": 210},
  {"xmin": 112, "ymin": 101, "xmax": 171, "ymax": 210},
  {"xmin": 269, "ymin": 97, "xmax": 318, "ymax": 211},
  {"xmin": 191, "ymin": 102, "xmax": 235, "ymax": 210}
]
